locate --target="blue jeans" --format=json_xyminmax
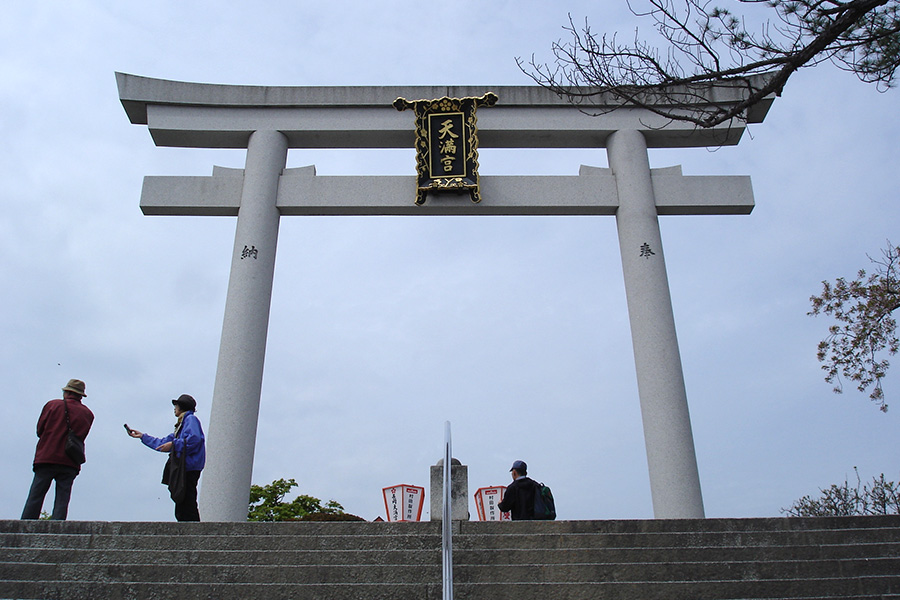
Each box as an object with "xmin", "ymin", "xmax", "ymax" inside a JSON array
[{"xmin": 21, "ymin": 464, "xmax": 79, "ymax": 520}]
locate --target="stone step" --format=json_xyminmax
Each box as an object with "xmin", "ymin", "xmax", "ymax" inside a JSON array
[
  {"xmin": 460, "ymin": 515, "xmax": 900, "ymax": 534},
  {"xmin": 455, "ymin": 530, "xmax": 900, "ymax": 550},
  {"xmin": 3, "ymin": 556, "xmax": 896, "ymax": 585},
  {"xmin": 1, "ymin": 577, "xmax": 897, "ymax": 600},
  {"xmin": 452, "ymin": 579, "xmax": 900, "ymax": 600},
  {"xmin": 0, "ymin": 519, "xmax": 431, "ymax": 536},
  {"xmin": 0, "ymin": 581, "xmax": 442, "ymax": 600},
  {"xmin": 3, "ymin": 523, "xmax": 895, "ymax": 552},
  {"xmin": 455, "ymin": 541, "xmax": 900, "ymax": 562},
  {"xmin": 456, "ymin": 519, "xmax": 900, "ymax": 548},
  {"xmin": 5, "ymin": 531, "xmax": 892, "ymax": 557},
  {"xmin": 0, "ymin": 561, "xmax": 442, "ymax": 585},
  {"xmin": 3, "ymin": 540, "xmax": 897, "ymax": 566},
  {"xmin": 4, "ymin": 515, "xmax": 896, "ymax": 536},
  {"xmin": 452, "ymin": 556, "xmax": 900, "ymax": 583},
  {"xmin": 0, "ymin": 531, "xmax": 440, "ymax": 551},
  {"xmin": 0, "ymin": 546, "xmax": 439, "ymax": 566}
]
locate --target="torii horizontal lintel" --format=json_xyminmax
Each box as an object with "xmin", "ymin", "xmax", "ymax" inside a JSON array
[
  {"xmin": 117, "ymin": 73, "xmax": 774, "ymax": 150},
  {"xmin": 140, "ymin": 165, "xmax": 753, "ymax": 217}
]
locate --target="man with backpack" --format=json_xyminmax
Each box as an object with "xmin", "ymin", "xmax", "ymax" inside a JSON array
[{"xmin": 498, "ymin": 460, "xmax": 555, "ymax": 520}]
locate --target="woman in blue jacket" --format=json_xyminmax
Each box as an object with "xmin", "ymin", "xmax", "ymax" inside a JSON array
[{"xmin": 128, "ymin": 394, "xmax": 206, "ymax": 521}]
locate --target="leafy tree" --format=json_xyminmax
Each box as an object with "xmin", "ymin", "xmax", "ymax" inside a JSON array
[
  {"xmin": 519, "ymin": 0, "xmax": 900, "ymax": 127},
  {"xmin": 247, "ymin": 478, "xmax": 349, "ymax": 522},
  {"xmin": 809, "ymin": 242, "xmax": 900, "ymax": 412},
  {"xmin": 782, "ymin": 468, "xmax": 900, "ymax": 516}
]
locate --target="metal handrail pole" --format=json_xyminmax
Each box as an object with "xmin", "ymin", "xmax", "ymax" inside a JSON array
[{"xmin": 442, "ymin": 421, "xmax": 453, "ymax": 600}]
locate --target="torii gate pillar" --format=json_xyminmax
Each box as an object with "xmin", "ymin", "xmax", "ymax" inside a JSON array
[
  {"xmin": 204, "ymin": 130, "xmax": 288, "ymax": 521},
  {"xmin": 117, "ymin": 73, "xmax": 774, "ymax": 521},
  {"xmin": 609, "ymin": 130, "xmax": 704, "ymax": 517}
]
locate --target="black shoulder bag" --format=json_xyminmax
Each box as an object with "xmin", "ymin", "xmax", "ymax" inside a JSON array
[
  {"xmin": 63, "ymin": 400, "xmax": 86, "ymax": 464},
  {"xmin": 161, "ymin": 419, "xmax": 188, "ymax": 503}
]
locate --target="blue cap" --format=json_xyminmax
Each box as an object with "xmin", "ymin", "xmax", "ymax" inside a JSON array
[{"xmin": 510, "ymin": 460, "xmax": 527, "ymax": 473}]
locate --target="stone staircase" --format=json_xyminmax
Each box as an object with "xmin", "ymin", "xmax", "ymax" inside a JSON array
[{"xmin": 1, "ymin": 515, "xmax": 898, "ymax": 599}]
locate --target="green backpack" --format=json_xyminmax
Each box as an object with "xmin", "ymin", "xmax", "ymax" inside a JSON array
[{"xmin": 533, "ymin": 481, "xmax": 556, "ymax": 520}]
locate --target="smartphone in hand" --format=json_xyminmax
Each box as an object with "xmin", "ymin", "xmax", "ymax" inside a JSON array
[{"xmin": 124, "ymin": 423, "xmax": 134, "ymax": 435}]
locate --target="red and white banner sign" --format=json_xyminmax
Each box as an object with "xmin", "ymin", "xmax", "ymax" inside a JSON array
[
  {"xmin": 382, "ymin": 484, "xmax": 425, "ymax": 522},
  {"xmin": 474, "ymin": 486, "xmax": 511, "ymax": 521}
]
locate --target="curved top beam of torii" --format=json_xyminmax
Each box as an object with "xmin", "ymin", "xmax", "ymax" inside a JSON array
[{"xmin": 115, "ymin": 72, "xmax": 774, "ymax": 150}]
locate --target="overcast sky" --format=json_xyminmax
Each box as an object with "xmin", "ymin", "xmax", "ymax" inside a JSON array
[{"xmin": 2, "ymin": 1, "xmax": 898, "ymax": 523}]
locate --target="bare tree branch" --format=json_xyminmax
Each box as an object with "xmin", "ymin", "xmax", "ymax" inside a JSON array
[{"xmin": 519, "ymin": 0, "xmax": 900, "ymax": 128}]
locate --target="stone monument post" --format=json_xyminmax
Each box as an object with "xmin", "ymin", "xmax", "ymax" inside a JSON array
[{"xmin": 431, "ymin": 458, "xmax": 469, "ymax": 521}]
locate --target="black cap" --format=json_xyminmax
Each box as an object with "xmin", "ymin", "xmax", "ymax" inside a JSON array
[{"xmin": 172, "ymin": 394, "xmax": 197, "ymax": 412}]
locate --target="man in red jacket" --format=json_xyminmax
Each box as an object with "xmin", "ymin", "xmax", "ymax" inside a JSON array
[{"xmin": 21, "ymin": 379, "xmax": 94, "ymax": 520}]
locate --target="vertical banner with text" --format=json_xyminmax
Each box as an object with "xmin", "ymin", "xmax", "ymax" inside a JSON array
[
  {"xmin": 383, "ymin": 484, "xmax": 426, "ymax": 522},
  {"xmin": 474, "ymin": 486, "xmax": 510, "ymax": 521}
]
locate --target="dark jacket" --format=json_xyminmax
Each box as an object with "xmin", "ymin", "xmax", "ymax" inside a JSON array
[
  {"xmin": 33, "ymin": 398, "xmax": 94, "ymax": 468},
  {"xmin": 498, "ymin": 476, "xmax": 538, "ymax": 520}
]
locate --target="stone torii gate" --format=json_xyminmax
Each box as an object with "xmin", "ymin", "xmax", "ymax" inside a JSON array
[{"xmin": 117, "ymin": 72, "xmax": 773, "ymax": 522}]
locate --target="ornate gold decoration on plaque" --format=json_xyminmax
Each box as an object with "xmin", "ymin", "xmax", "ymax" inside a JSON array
[{"xmin": 393, "ymin": 92, "xmax": 498, "ymax": 205}]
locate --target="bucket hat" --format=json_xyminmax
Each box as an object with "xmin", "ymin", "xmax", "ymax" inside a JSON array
[{"xmin": 62, "ymin": 379, "xmax": 87, "ymax": 397}]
